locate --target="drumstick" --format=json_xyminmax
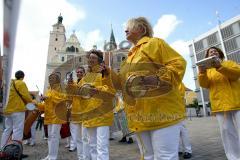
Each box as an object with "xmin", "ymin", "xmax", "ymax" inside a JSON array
[{"xmin": 36, "ymin": 85, "xmax": 42, "ymax": 96}]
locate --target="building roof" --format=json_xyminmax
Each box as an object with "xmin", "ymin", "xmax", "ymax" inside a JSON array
[
  {"xmin": 67, "ymin": 32, "xmax": 80, "ymax": 44},
  {"xmin": 192, "ymin": 14, "xmax": 240, "ymax": 42}
]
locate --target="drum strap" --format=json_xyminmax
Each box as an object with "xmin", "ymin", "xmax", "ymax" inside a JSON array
[{"xmin": 12, "ymin": 80, "xmax": 27, "ymax": 104}]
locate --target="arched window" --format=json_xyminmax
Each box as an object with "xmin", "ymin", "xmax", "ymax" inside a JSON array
[{"xmin": 70, "ymin": 46, "xmax": 75, "ymax": 52}]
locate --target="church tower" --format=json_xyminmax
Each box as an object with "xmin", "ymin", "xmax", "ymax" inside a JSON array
[
  {"xmin": 43, "ymin": 14, "xmax": 66, "ymax": 93},
  {"xmin": 47, "ymin": 14, "xmax": 66, "ymax": 63},
  {"xmin": 43, "ymin": 15, "xmax": 86, "ymax": 93},
  {"xmin": 109, "ymin": 25, "xmax": 117, "ymax": 50}
]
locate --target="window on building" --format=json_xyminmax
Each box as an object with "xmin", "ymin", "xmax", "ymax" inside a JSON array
[
  {"xmin": 232, "ymin": 22, "xmax": 240, "ymax": 35},
  {"xmin": 221, "ymin": 25, "xmax": 234, "ymax": 40},
  {"xmin": 54, "ymin": 47, "xmax": 56, "ymax": 51},
  {"xmin": 196, "ymin": 51, "xmax": 205, "ymax": 61},
  {"xmin": 194, "ymin": 40, "xmax": 204, "ymax": 52},
  {"xmin": 76, "ymin": 48, "xmax": 79, "ymax": 52},
  {"xmin": 55, "ymin": 38, "xmax": 58, "ymax": 41},
  {"xmin": 207, "ymin": 33, "xmax": 218, "ymax": 46},
  {"xmin": 61, "ymin": 57, "xmax": 64, "ymax": 62},
  {"xmin": 224, "ymin": 38, "xmax": 238, "ymax": 53},
  {"xmin": 227, "ymin": 50, "xmax": 240, "ymax": 63},
  {"xmin": 70, "ymin": 46, "xmax": 75, "ymax": 52},
  {"xmin": 122, "ymin": 56, "xmax": 126, "ymax": 61},
  {"xmin": 79, "ymin": 57, "xmax": 82, "ymax": 62}
]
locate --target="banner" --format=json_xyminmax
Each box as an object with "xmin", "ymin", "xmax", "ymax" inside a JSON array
[{"xmin": 2, "ymin": 0, "xmax": 21, "ymax": 107}]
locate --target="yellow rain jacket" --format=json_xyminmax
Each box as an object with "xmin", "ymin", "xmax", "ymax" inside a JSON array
[
  {"xmin": 4, "ymin": 79, "xmax": 32, "ymax": 115},
  {"xmin": 198, "ymin": 60, "xmax": 240, "ymax": 113},
  {"xmin": 119, "ymin": 36, "xmax": 186, "ymax": 132},
  {"xmin": 81, "ymin": 65, "xmax": 116, "ymax": 128},
  {"xmin": 69, "ymin": 80, "xmax": 85, "ymax": 124},
  {"xmin": 37, "ymin": 86, "xmax": 67, "ymax": 124}
]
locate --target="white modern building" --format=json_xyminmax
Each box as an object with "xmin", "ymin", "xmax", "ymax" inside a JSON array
[{"xmin": 188, "ymin": 15, "xmax": 240, "ymax": 116}]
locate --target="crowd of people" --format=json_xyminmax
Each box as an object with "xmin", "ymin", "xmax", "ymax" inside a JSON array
[{"xmin": 1, "ymin": 16, "xmax": 240, "ymax": 160}]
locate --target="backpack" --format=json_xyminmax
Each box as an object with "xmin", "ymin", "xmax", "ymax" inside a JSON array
[{"xmin": 0, "ymin": 140, "xmax": 23, "ymax": 160}]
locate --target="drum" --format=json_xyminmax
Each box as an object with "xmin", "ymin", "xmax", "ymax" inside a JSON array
[
  {"xmin": 23, "ymin": 110, "xmax": 40, "ymax": 140},
  {"xmin": 116, "ymin": 109, "xmax": 134, "ymax": 137},
  {"xmin": 125, "ymin": 74, "xmax": 172, "ymax": 99}
]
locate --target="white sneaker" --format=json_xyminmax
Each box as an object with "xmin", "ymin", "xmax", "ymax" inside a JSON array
[
  {"xmin": 23, "ymin": 140, "xmax": 29, "ymax": 145},
  {"xmin": 29, "ymin": 142, "xmax": 35, "ymax": 146},
  {"xmin": 69, "ymin": 147, "xmax": 77, "ymax": 152},
  {"xmin": 65, "ymin": 144, "xmax": 70, "ymax": 148},
  {"xmin": 41, "ymin": 156, "xmax": 49, "ymax": 160}
]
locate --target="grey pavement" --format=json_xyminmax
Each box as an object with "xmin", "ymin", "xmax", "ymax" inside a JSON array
[{"xmin": 0, "ymin": 117, "xmax": 227, "ymax": 160}]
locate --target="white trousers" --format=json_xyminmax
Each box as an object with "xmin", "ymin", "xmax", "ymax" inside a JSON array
[
  {"xmin": 179, "ymin": 121, "xmax": 192, "ymax": 153},
  {"xmin": 135, "ymin": 122, "xmax": 181, "ymax": 160},
  {"xmin": 1, "ymin": 112, "xmax": 25, "ymax": 147},
  {"xmin": 83, "ymin": 126, "xmax": 110, "ymax": 160},
  {"xmin": 82, "ymin": 126, "xmax": 90, "ymax": 160},
  {"xmin": 70, "ymin": 123, "xmax": 83, "ymax": 160},
  {"xmin": 47, "ymin": 124, "xmax": 61, "ymax": 160},
  {"xmin": 216, "ymin": 111, "xmax": 240, "ymax": 160},
  {"xmin": 25, "ymin": 121, "xmax": 37, "ymax": 144},
  {"xmin": 66, "ymin": 136, "xmax": 75, "ymax": 148}
]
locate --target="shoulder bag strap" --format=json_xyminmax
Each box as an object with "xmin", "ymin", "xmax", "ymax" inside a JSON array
[{"xmin": 12, "ymin": 80, "xmax": 27, "ymax": 104}]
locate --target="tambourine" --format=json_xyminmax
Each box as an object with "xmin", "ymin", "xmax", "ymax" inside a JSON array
[
  {"xmin": 26, "ymin": 103, "xmax": 36, "ymax": 111},
  {"xmin": 55, "ymin": 89, "xmax": 115, "ymax": 123},
  {"xmin": 124, "ymin": 74, "xmax": 172, "ymax": 99},
  {"xmin": 54, "ymin": 99, "xmax": 73, "ymax": 122},
  {"xmin": 79, "ymin": 84, "xmax": 95, "ymax": 99},
  {"xmin": 196, "ymin": 56, "xmax": 221, "ymax": 69}
]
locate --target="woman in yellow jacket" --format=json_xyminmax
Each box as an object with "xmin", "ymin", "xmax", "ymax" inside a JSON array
[
  {"xmin": 75, "ymin": 50, "xmax": 115, "ymax": 160},
  {"xmin": 198, "ymin": 47, "xmax": 240, "ymax": 160},
  {"xmin": 67, "ymin": 66, "xmax": 86, "ymax": 159},
  {"xmin": 118, "ymin": 17, "xmax": 186, "ymax": 160},
  {"xmin": 38, "ymin": 73, "xmax": 68, "ymax": 160},
  {"xmin": 1, "ymin": 70, "xmax": 33, "ymax": 149}
]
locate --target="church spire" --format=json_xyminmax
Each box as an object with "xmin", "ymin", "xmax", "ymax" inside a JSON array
[
  {"xmin": 58, "ymin": 13, "xmax": 63, "ymax": 24},
  {"xmin": 109, "ymin": 24, "xmax": 117, "ymax": 50}
]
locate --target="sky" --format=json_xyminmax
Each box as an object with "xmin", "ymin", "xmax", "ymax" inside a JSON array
[{"xmin": 0, "ymin": 0, "xmax": 240, "ymax": 93}]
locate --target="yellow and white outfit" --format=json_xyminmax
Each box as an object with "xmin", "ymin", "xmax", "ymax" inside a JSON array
[
  {"xmin": 1, "ymin": 79, "xmax": 32, "ymax": 147},
  {"xmin": 119, "ymin": 37, "xmax": 186, "ymax": 160},
  {"xmin": 38, "ymin": 86, "xmax": 67, "ymax": 160},
  {"xmin": 80, "ymin": 65, "xmax": 115, "ymax": 160},
  {"xmin": 69, "ymin": 80, "xmax": 85, "ymax": 160},
  {"xmin": 198, "ymin": 60, "xmax": 240, "ymax": 160}
]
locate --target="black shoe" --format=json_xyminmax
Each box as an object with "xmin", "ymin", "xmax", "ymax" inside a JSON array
[
  {"xmin": 109, "ymin": 138, "xmax": 115, "ymax": 141},
  {"xmin": 127, "ymin": 137, "xmax": 133, "ymax": 144},
  {"xmin": 119, "ymin": 137, "xmax": 127, "ymax": 143},
  {"xmin": 21, "ymin": 154, "xmax": 29, "ymax": 159},
  {"xmin": 183, "ymin": 152, "xmax": 192, "ymax": 159},
  {"xmin": 178, "ymin": 152, "xmax": 183, "ymax": 155},
  {"xmin": 69, "ymin": 148, "xmax": 77, "ymax": 152}
]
